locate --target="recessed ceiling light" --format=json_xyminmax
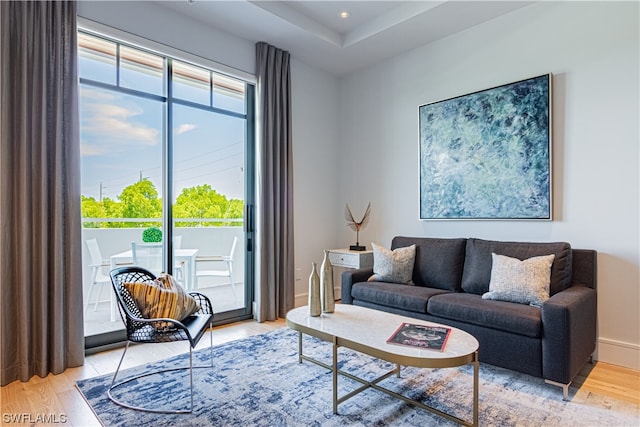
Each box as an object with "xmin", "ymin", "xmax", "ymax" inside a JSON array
[{"xmin": 339, "ymin": 11, "xmax": 351, "ymax": 19}]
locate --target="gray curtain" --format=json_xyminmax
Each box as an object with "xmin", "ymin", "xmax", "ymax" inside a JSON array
[
  {"xmin": 0, "ymin": 0, "xmax": 84, "ymax": 386},
  {"xmin": 255, "ymin": 42, "xmax": 295, "ymax": 322}
]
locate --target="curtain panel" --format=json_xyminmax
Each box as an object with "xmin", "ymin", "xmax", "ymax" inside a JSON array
[
  {"xmin": 0, "ymin": 0, "xmax": 84, "ymax": 386},
  {"xmin": 255, "ymin": 42, "xmax": 295, "ymax": 322}
]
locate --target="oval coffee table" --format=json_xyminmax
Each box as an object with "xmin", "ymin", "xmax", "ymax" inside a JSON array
[{"xmin": 286, "ymin": 304, "xmax": 479, "ymax": 426}]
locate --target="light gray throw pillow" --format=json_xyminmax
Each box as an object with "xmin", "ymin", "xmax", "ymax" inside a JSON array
[
  {"xmin": 368, "ymin": 242, "xmax": 416, "ymax": 284},
  {"xmin": 482, "ymin": 253, "xmax": 555, "ymax": 307}
]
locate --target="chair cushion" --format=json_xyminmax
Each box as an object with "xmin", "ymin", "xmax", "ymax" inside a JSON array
[
  {"xmin": 391, "ymin": 236, "xmax": 467, "ymax": 291},
  {"xmin": 428, "ymin": 293, "xmax": 542, "ymax": 338},
  {"xmin": 368, "ymin": 242, "xmax": 416, "ymax": 284},
  {"xmin": 461, "ymin": 238, "xmax": 572, "ymax": 296},
  {"xmin": 124, "ymin": 273, "xmax": 200, "ymax": 330},
  {"xmin": 482, "ymin": 253, "xmax": 555, "ymax": 306},
  {"xmin": 352, "ymin": 281, "xmax": 449, "ymax": 314}
]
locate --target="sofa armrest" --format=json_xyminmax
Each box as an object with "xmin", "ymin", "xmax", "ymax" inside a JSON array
[
  {"xmin": 341, "ymin": 268, "xmax": 373, "ymax": 304},
  {"xmin": 541, "ymin": 285, "xmax": 597, "ymax": 385}
]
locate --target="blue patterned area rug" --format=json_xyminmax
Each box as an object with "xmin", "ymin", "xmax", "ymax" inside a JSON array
[{"xmin": 76, "ymin": 328, "xmax": 638, "ymax": 426}]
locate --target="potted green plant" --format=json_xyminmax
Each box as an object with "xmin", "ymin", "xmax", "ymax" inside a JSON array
[{"xmin": 142, "ymin": 227, "xmax": 162, "ymax": 243}]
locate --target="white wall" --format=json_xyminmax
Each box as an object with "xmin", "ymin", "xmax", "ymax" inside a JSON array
[
  {"xmin": 291, "ymin": 61, "xmax": 341, "ymax": 303},
  {"xmin": 338, "ymin": 1, "xmax": 639, "ymax": 369},
  {"xmin": 77, "ymin": 1, "xmax": 255, "ymax": 76}
]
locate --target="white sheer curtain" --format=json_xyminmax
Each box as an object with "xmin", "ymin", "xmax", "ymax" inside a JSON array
[
  {"xmin": 0, "ymin": 0, "xmax": 84, "ymax": 386},
  {"xmin": 255, "ymin": 42, "xmax": 295, "ymax": 322}
]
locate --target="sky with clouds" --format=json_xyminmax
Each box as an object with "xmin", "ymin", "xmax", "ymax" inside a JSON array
[{"xmin": 79, "ymin": 67, "xmax": 246, "ymax": 203}]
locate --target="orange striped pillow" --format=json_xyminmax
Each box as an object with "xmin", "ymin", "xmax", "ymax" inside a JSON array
[{"xmin": 124, "ymin": 273, "xmax": 200, "ymax": 330}]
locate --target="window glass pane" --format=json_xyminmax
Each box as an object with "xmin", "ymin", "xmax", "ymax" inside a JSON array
[
  {"xmin": 120, "ymin": 45, "xmax": 164, "ymax": 96},
  {"xmin": 173, "ymin": 104, "xmax": 246, "ymax": 313},
  {"xmin": 213, "ymin": 74, "xmax": 246, "ymax": 114},
  {"xmin": 78, "ymin": 32, "xmax": 116, "ymax": 85},
  {"xmin": 172, "ymin": 105, "xmax": 245, "ymax": 203},
  {"xmin": 80, "ymin": 83, "xmax": 164, "ymax": 336},
  {"xmin": 80, "ymin": 85, "xmax": 163, "ymax": 219},
  {"xmin": 172, "ymin": 61, "xmax": 210, "ymax": 105}
]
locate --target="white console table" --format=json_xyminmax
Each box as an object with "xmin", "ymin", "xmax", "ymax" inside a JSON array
[
  {"xmin": 327, "ymin": 249, "xmax": 374, "ymax": 300},
  {"xmin": 328, "ymin": 248, "xmax": 374, "ymax": 269}
]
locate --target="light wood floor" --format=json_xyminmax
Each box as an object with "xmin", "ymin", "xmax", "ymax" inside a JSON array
[{"xmin": 1, "ymin": 319, "xmax": 638, "ymax": 426}]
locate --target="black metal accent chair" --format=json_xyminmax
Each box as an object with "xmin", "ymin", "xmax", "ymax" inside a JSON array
[{"xmin": 108, "ymin": 266, "xmax": 214, "ymax": 414}]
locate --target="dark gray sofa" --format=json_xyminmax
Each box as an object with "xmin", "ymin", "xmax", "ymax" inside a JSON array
[{"xmin": 341, "ymin": 236, "xmax": 597, "ymax": 398}]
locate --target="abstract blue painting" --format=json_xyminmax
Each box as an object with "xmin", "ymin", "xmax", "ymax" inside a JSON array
[{"xmin": 419, "ymin": 74, "xmax": 552, "ymax": 220}]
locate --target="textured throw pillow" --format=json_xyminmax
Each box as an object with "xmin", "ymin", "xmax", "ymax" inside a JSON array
[
  {"xmin": 368, "ymin": 242, "xmax": 416, "ymax": 284},
  {"xmin": 482, "ymin": 253, "xmax": 555, "ymax": 307},
  {"xmin": 124, "ymin": 273, "xmax": 200, "ymax": 330}
]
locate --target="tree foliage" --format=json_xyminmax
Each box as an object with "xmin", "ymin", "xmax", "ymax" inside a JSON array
[
  {"xmin": 119, "ymin": 179, "xmax": 162, "ymax": 222},
  {"xmin": 174, "ymin": 185, "xmax": 225, "ymax": 221},
  {"xmin": 81, "ymin": 195, "xmax": 106, "ymax": 228},
  {"xmin": 81, "ymin": 180, "xmax": 244, "ymax": 228}
]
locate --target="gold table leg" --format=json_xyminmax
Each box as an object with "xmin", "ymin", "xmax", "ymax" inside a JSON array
[
  {"xmin": 333, "ymin": 336, "xmax": 338, "ymax": 414},
  {"xmin": 473, "ymin": 351, "xmax": 479, "ymax": 427}
]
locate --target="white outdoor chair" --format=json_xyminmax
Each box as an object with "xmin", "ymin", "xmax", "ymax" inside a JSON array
[
  {"xmin": 174, "ymin": 235, "xmax": 185, "ymax": 284},
  {"xmin": 195, "ymin": 237, "xmax": 238, "ymax": 300},
  {"xmin": 85, "ymin": 238, "xmax": 112, "ymax": 312},
  {"xmin": 131, "ymin": 242, "xmax": 163, "ymax": 276}
]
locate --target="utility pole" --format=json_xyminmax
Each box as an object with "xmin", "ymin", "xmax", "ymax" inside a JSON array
[{"xmin": 99, "ymin": 182, "xmax": 106, "ymax": 202}]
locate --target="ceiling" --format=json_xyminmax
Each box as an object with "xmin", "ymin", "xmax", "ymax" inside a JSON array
[{"xmin": 157, "ymin": 1, "xmax": 534, "ymax": 76}]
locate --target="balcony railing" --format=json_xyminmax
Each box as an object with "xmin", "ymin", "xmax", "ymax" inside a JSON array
[{"xmin": 82, "ymin": 217, "xmax": 244, "ymax": 227}]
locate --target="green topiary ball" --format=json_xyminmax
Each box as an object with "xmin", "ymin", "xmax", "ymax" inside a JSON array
[{"xmin": 142, "ymin": 227, "xmax": 162, "ymax": 243}]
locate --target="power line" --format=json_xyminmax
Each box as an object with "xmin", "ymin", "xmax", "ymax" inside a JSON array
[{"xmin": 83, "ymin": 141, "xmax": 242, "ymax": 195}]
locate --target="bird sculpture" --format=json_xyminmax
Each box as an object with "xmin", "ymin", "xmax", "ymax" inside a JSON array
[{"xmin": 345, "ymin": 202, "xmax": 371, "ymax": 251}]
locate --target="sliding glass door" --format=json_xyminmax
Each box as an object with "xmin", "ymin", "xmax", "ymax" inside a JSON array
[
  {"xmin": 78, "ymin": 31, "xmax": 254, "ymax": 349},
  {"xmin": 170, "ymin": 60, "xmax": 250, "ymax": 319}
]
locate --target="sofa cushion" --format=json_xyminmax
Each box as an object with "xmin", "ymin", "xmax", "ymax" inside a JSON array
[
  {"xmin": 352, "ymin": 281, "xmax": 449, "ymax": 314},
  {"xmin": 461, "ymin": 238, "xmax": 572, "ymax": 296},
  {"xmin": 427, "ymin": 293, "xmax": 542, "ymax": 338},
  {"xmin": 391, "ymin": 236, "xmax": 467, "ymax": 291},
  {"xmin": 368, "ymin": 242, "xmax": 416, "ymax": 284},
  {"xmin": 483, "ymin": 253, "xmax": 555, "ymax": 306}
]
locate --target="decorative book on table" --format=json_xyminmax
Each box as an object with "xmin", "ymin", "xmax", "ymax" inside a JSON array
[{"xmin": 386, "ymin": 322, "xmax": 452, "ymax": 351}]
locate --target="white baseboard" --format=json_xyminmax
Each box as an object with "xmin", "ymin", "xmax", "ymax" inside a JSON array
[{"xmin": 596, "ymin": 337, "xmax": 640, "ymax": 370}]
